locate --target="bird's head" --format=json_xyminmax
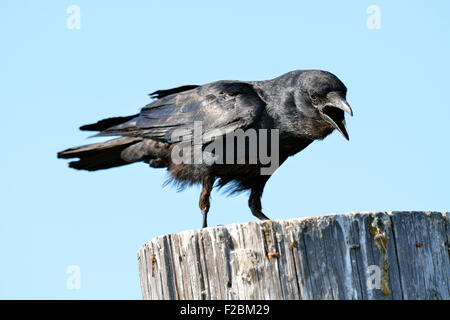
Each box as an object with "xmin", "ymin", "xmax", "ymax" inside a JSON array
[{"xmin": 297, "ymin": 70, "xmax": 353, "ymax": 140}]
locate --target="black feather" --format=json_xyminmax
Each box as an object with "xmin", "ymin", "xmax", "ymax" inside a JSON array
[
  {"xmin": 79, "ymin": 114, "xmax": 139, "ymax": 132},
  {"xmin": 57, "ymin": 137, "xmax": 143, "ymax": 171},
  {"xmin": 149, "ymin": 85, "xmax": 199, "ymax": 99}
]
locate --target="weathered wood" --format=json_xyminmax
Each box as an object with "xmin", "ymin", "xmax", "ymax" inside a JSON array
[{"xmin": 137, "ymin": 211, "xmax": 449, "ymax": 300}]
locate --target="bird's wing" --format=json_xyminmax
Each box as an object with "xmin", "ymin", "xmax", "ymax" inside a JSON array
[{"xmin": 97, "ymin": 81, "xmax": 266, "ymax": 144}]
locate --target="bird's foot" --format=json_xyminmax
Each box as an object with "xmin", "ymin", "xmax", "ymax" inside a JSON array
[
  {"xmin": 251, "ymin": 208, "xmax": 270, "ymax": 221},
  {"xmin": 201, "ymin": 209, "xmax": 208, "ymax": 228}
]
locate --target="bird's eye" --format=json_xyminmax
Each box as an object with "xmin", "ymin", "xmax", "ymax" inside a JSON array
[{"xmin": 310, "ymin": 94, "xmax": 319, "ymax": 104}]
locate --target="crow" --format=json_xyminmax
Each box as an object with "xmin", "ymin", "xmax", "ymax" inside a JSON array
[{"xmin": 58, "ymin": 70, "xmax": 353, "ymax": 228}]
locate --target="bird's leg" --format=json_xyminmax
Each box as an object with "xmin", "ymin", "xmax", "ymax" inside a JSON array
[
  {"xmin": 199, "ymin": 175, "xmax": 215, "ymax": 228},
  {"xmin": 248, "ymin": 188, "xmax": 270, "ymax": 220}
]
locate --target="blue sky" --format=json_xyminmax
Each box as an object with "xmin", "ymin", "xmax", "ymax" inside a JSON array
[{"xmin": 1, "ymin": 0, "xmax": 449, "ymax": 299}]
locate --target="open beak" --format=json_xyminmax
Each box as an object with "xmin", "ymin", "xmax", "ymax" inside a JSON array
[{"xmin": 320, "ymin": 95, "xmax": 353, "ymax": 141}]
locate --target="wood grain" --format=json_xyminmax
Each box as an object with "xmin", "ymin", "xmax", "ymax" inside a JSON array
[{"xmin": 138, "ymin": 211, "xmax": 449, "ymax": 300}]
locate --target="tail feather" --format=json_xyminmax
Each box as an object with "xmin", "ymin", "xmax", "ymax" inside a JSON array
[{"xmin": 57, "ymin": 137, "xmax": 143, "ymax": 171}]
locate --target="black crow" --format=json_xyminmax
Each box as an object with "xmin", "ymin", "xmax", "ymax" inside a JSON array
[{"xmin": 58, "ymin": 70, "xmax": 353, "ymax": 228}]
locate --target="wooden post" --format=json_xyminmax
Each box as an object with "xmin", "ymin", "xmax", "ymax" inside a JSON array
[{"xmin": 137, "ymin": 211, "xmax": 449, "ymax": 300}]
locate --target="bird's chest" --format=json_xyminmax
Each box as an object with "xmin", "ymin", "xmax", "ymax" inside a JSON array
[{"xmin": 294, "ymin": 119, "xmax": 335, "ymax": 141}]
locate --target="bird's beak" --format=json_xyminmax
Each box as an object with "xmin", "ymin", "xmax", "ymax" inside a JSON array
[{"xmin": 320, "ymin": 94, "xmax": 353, "ymax": 141}]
